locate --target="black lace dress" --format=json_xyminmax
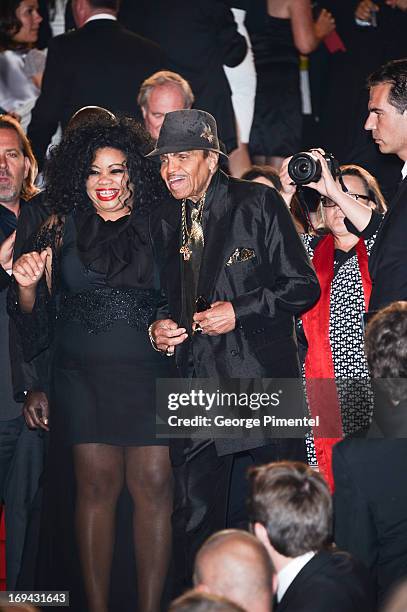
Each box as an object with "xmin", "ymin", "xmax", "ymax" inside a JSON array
[{"xmin": 11, "ymin": 207, "xmax": 172, "ymax": 447}]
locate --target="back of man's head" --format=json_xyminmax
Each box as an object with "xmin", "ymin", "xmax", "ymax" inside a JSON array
[
  {"xmin": 193, "ymin": 529, "xmax": 274, "ymax": 612},
  {"xmin": 368, "ymin": 59, "xmax": 407, "ymax": 114},
  {"xmin": 170, "ymin": 590, "xmax": 245, "ymax": 612},
  {"xmin": 248, "ymin": 461, "xmax": 332, "ymax": 558},
  {"xmin": 72, "ymin": 0, "xmax": 119, "ymax": 28},
  {"xmin": 365, "ymin": 301, "xmax": 407, "ymax": 404}
]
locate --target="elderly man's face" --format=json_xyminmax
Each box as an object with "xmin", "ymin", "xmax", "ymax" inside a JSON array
[
  {"xmin": 0, "ymin": 129, "xmax": 29, "ymax": 206},
  {"xmin": 365, "ymin": 83, "xmax": 407, "ymax": 160},
  {"xmin": 160, "ymin": 150, "xmax": 217, "ymax": 202},
  {"xmin": 143, "ymin": 85, "xmax": 186, "ymax": 141}
]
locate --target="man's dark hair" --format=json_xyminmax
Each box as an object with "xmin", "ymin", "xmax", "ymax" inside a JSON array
[
  {"xmin": 365, "ymin": 301, "xmax": 407, "ymax": 403},
  {"xmin": 88, "ymin": 0, "xmax": 120, "ymax": 11},
  {"xmin": 169, "ymin": 590, "xmax": 245, "ymax": 612},
  {"xmin": 368, "ymin": 59, "xmax": 407, "ymax": 114},
  {"xmin": 248, "ymin": 461, "xmax": 332, "ymax": 558}
]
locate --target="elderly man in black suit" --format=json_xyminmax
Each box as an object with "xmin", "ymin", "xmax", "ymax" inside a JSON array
[
  {"xmin": 250, "ymin": 461, "xmax": 375, "ymax": 612},
  {"xmin": 148, "ymin": 109, "xmax": 320, "ymax": 591},
  {"xmin": 333, "ymin": 301, "xmax": 407, "ymax": 605},
  {"xmin": 27, "ymin": 0, "xmax": 165, "ymax": 166},
  {"xmin": 364, "ymin": 59, "xmax": 407, "ymax": 310}
]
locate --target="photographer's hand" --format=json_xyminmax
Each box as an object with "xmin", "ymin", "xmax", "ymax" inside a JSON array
[
  {"xmin": 309, "ymin": 150, "xmax": 373, "ymax": 233},
  {"xmin": 279, "ymin": 157, "xmax": 297, "ymax": 208}
]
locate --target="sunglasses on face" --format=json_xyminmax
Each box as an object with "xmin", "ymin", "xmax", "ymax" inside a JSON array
[{"xmin": 321, "ymin": 193, "xmax": 370, "ymax": 207}]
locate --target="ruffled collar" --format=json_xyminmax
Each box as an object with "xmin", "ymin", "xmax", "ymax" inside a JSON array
[{"xmin": 73, "ymin": 205, "xmax": 152, "ymax": 288}]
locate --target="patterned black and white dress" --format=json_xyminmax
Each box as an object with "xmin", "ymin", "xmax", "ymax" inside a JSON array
[{"xmin": 299, "ymin": 218, "xmax": 382, "ymax": 465}]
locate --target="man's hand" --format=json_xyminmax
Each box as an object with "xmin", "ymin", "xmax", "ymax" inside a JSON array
[
  {"xmin": 355, "ymin": 0, "xmax": 379, "ymax": 21},
  {"xmin": 150, "ymin": 319, "xmax": 188, "ymax": 355},
  {"xmin": 23, "ymin": 390, "xmax": 49, "ymax": 431},
  {"xmin": 193, "ymin": 301, "xmax": 236, "ymax": 336},
  {"xmin": 0, "ymin": 231, "xmax": 16, "ymax": 271}
]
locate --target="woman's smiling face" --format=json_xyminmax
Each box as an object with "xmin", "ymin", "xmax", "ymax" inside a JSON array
[{"xmin": 86, "ymin": 147, "xmax": 132, "ymax": 216}]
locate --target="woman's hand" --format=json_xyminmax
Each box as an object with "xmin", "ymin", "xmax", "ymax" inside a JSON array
[
  {"xmin": 307, "ymin": 149, "xmax": 340, "ymax": 199},
  {"xmin": 314, "ymin": 8, "xmax": 336, "ymax": 40},
  {"xmin": 279, "ymin": 157, "xmax": 297, "ymax": 208},
  {"xmin": 13, "ymin": 249, "xmax": 49, "ymax": 288}
]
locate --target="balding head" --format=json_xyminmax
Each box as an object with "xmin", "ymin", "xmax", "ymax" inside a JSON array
[{"xmin": 193, "ymin": 530, "xmax": 274, "ymax": 612}]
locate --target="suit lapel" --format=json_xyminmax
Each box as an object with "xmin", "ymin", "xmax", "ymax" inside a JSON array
[{"xmin": 197, "ymin": 171, "xmax": 233, "ymax": 300}]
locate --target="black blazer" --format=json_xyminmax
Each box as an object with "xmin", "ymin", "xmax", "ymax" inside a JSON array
[
  {"xmin": 368, "ymin": 176, "xmax": 407, "ymax": 310},
  {"xmin": 2, "ymin": 196, "xmax": 49, "ymax": 405},
  {"xmin": 130, "ymin": 0, "xmax": 247, "ymax": 152},
  {"xmin": 276, "ymin": 549, "xmax": 375, "ymax": 612},
  {"xmin": 28, "ymin": 18, "xmax": 165, "ymax": 164},
  {"xmin": 333, "ymin": 431, "xmax": 407, "ymax": 604},
  {"xmin": 151, "ymin": 171, "xmax": 320, "ymax": 456}
]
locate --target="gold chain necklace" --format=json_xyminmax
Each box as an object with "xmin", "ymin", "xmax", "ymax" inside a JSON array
[{"xmin": 179, "ymin": 193, "xmax": 206, "ymax": 261}]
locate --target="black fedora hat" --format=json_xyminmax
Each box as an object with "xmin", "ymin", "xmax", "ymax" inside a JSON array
[{"xmin": 146, "ymin": 109, "xmax": 228, "ymax": 158}]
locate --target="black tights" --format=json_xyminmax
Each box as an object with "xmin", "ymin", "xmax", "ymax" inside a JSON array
[{"xmin": 73, "ymin": 444, "xmax": 173, "ymax": 612}]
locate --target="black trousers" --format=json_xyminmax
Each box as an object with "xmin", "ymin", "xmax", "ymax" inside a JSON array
[{"xmin": 171, "ymin": 438, "xmax": 306, "ymax": 595}]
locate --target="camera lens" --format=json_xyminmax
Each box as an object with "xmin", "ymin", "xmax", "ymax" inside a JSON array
[{"xmin": 288, "ymin": 153, "xmax": 321, "ymax": 185}]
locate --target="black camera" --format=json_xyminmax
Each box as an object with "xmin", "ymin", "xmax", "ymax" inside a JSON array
[{"xmin": 288, "ymin": 151, "xmax": 340, "ymax": 185}]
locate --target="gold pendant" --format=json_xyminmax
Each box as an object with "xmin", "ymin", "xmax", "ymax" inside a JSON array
[{"xmin": 180, "ymin": 244, "xmax": 192, "ymax": 261}]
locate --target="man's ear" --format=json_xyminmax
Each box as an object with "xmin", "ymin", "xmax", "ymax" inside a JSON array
[
  {"xmin": 208, "ymin": 151, "xmax": 219, "ymax": 174},
  {"xmin": 253, "ymin": 522, "xmax": 269, "ymax": 547},
  {"xmin": 141, "ymin": 105, "xmax": 147, "ymax": 120},
  {"xmin": 23, "ymin": 156, "xmax": 30, "ymax": 181}
]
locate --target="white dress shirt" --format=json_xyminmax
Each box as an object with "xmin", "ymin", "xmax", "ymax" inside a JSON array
[
  {"xmin": 401, "ymin": 160, "xmax": 407, "ymax": 180},
  {"xmin": 84, "ymin": 13, "xmax": 117, "ymax": 25}
]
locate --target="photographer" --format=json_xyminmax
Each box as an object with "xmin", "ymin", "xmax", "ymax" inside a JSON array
[{"xmin": 280, "ymin": 150, "xmax": 387, "ymax": 487}]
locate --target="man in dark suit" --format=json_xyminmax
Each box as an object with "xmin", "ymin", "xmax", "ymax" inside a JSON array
[
  {"xmin": 364, "ymin": 59, "xmax": 407, "ymax": 310},
  {"xmin": 333, "ymin": 301, "xmax": 407, "ymax": 605},
  {"xmin": 249, "ymin": 461, "xmax": 375, "ymax": 612},
  {"xmin": 148, "ymin": 109, "xmax": 320, "ymax": 591},
  {"xmin": 123, "ymin": 0, "xmax": 247, "ymax": 153},
  {"xmin": 27, "ymin": 0, "xmax": 165, "ymax": 166},
  {"xmin": 0, "ymin": 116, "xmax": 48, "ymax": 589}
]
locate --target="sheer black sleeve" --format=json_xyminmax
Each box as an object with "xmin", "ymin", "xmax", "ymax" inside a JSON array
[{"xmin": 7, "ymin": 217, "xmax": 64, "ymax": 362}]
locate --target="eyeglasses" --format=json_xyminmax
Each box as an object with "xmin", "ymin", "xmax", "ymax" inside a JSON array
[{"xmin": 321, "ymin": 193, "xmax": 370, "ymax": 207}]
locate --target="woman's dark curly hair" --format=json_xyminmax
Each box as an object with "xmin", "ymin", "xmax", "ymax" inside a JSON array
[
  {"xmin": 44, "ymin": 115, "xmax": 166, "ymax": 217},
  {"xmin": 0, "ymin": 0, "xmax": 26, "ymax": 51}
]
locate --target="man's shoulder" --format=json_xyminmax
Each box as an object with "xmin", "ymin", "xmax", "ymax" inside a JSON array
[
  {"xmin": 227, "ymin": 175, "xmax": 283, "ymax": 207},
  {"xmin": 283, "ymin": 549, "xmax": 373, "ymax": 611}
]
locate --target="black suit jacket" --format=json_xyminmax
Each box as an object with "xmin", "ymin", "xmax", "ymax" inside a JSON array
[
  {"xmin": 1, "ymin": 196, "xmax": 49, "ymax": 407},
  {"xmin": 129, "ymin": 0, "xmax": 247, "ymax": 152},
  {"xmin": 333, "ymin": 431, "xmax": 407, "ymax": 604},
  {"xmin": 368, "ymin": 176, "xmax": 407, "ymax": 310},
  {"xmin": 151, "ymin": 171, "xmax": 320, "ymax": 456},
  {"xmin": 276, "ymin": 549, "xmax": 375, "ymax": 612},
  {"xmin": 28, "ymin": 18, "xmax": 165, "ymax": 164}
]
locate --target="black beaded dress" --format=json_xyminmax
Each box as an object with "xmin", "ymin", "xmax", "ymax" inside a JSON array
[{"xmin": 13, "ymin": 206, "xmax": 172, "ymax": 447}]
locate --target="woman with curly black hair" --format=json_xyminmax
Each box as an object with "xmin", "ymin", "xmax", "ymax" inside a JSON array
[{"xmin": 11, "ymin": 115, "xmax": 173, "ymax": 612}]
